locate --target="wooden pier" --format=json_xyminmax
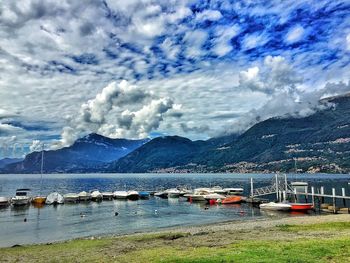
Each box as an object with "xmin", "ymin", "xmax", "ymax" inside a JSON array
[{"xmin": 249, "ymin": 174, "xmax": 350, "ymax": 214}]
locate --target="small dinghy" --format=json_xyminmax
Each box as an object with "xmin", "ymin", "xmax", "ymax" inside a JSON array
[
  {"xmin": 0, "ymin": 197, "xmax": 9, "ymax": 207},
  {"xmin": 221, "ymin": 196, "xmax": 242, "ymax": 204},
  {"xmin": 290, "ymin": 203, "xmax": 313, "ymax": 211},
  {"xmin": 126, "ymin": 191, "xmax": 139, "ymax": 200},
  {"xmin": 90, "ymin": 190, "xmax": 103, "ymax": 201},
  {"xmin": 11, "ymin": 189, "xmax": 31, "ymax": 206},
  {"xmin": 64, "ymin": 193, "xmax": 79, "ymax": 203},
  {"xmin": 45, "ymin": 192, "xmax": 64, "ymax": 205},
  {"xmin": 113, "ymin": 191, "xmax": 128, "ymax": 199},
  {"xmin": 78, "ymin": 191, "xmax": 91, "ymax": 201},
  {"xmin": 259, "ymin": 202, "xmax": 291, "ymax": 211},
  {"xmin": 102, "ymin": 192, "xmax": 114, "ymax": 200}
]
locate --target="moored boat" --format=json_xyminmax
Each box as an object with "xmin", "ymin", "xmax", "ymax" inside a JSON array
[
  {"xmin": 78, "ymin": 191, "xmax": 91, "ymax": 202},
  {"xmin": 259, "ymin": 202, "xmax": 291, "ymax": 211},
  {"xmin": 32, "ymin": 196, "xmax": 46, "ymax": 205},
  {"xmin": 138, "ymin": 191, "xmax": 150, "ymax": 199},
  {"xmin": 221, "ymin": 196, "xmax": 242, "ymax": 204},
  {"xmin": 154, "ymin": 191, "xmax": 168, "ymax": 198},
  {"xmin": 113, "ymin": 191, "xmax": 128, "ymax": 199},
  {"xmin": 126, "ymin": 191, "xmax": 139, "ymax": 200},
  {"xmin": 102, "ymin": 192, "xmax": 114, "ymax": 200},
  {"xmin": 90, "ymin": 190, "xmax": 103, "ymax": 201},
  {"xmin": 290, "ymin": 203, "xmax": 313, "ymax": 211},
  {"xmin": 166, "ymin": 188, "xmax": 181, "ymax": 198},
  {"xmin": 0, "ymin": 197, "xmax": 9, "ymax": 207},
  {"xmin": 203, "ymin": 193, "xmax": 226, "ymax": 201},
  {"xmin": 45, "ymin": 192, "xmax": 64, "ymax": 205},
  {"xmin": 64, "ymin": 193, "xmax": 79, "ymax": 203},
  {"xmin": 11, "ymin": 189, "xmax": 31, "ymax": 206},
  {"xmin": 224, "ymin": 188, "xmax": 244, "ymax": 195},
  {"xmin": 211, "ymin": 186, "xmax": 226, "ymax": 194}
]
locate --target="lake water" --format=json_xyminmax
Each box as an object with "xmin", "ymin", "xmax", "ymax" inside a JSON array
[{"xmin": 0, "ymin": 173, "xmax": 349, "ymax": 247}]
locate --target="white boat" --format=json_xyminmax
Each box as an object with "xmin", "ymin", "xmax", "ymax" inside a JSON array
[
  {"xmin": 126, "ymin": 190, "xmax": 139, "ymax": 200},
  {"xmin": 102, "ymin": 192, "xmax": 114, "ymax": 200},
  {"xmin": 211, "ymin": 186, "xmax": 226, "ymax": 194},
  {"xmin": 259, "ymin": 202, "xmax": 291, "ymax": 211},
  {"xmin": 11, "ymin": 189, "xmax": 31, "ymax": 206},
  {"xmin": 45, "ymin": 192, "xmax": 64, "ymax": 205},
  {"xmin": 78, "ymin": 191, "xmax": 91, "ymax": 201},
  {"xmin": 113, "ymin": 191, "xmax": 128, "ymax": 199},
  {"xmin": 90, "ymin": 190, "xmax": 103, "ymax": 201},
  {"xmin": 154, "ymin": 191, "xmax": 168, "ymax": 198},
  {"xmin": 203, "ymin": 193, "xmax": 226, "ymax": 201},
  {"xmin": 63, "ymin": 193, "xmax": 79, "ymax": 203},
  {"xmin": 224, "ymin": 188, "xmax": 244, "ymax": 195},
  {"xmin": 166, "ymin": 188, "xmax": 181, "ymax": 198},
  {"xmin": 0, "ymin": 197, "xmax": 9, "ymax": 207},
  {"xmin": 185, "ymin": 190, "xmax": 210, "ymax": 202}
]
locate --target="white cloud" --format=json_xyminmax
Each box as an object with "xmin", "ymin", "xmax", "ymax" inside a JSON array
[
  {"xmin": 195, "ymin": 10, "xmax": 222, "ymax": 21},
  {"xmin": 212, "ymin": 26, "xmax": 240, "ymax": 57},
  {"xmin": 29, "ymin": 140, "xmax": 43, "ymax": 152},
  {"xmin": 285, "ymin": 25, "xmax": 305, "ymax": 43},
  {"xmin": 346, "ymin": 33, "xmax": 350, "ymax": 50}
]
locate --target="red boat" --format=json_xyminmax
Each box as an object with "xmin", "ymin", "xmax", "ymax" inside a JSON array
[
  {"xmin": 221, "ymin": 196, "xmax": 242, "ymax": 204},
  {"xmin": 290, "ymin": 203, "xmax": 313, "ymax": 211}
]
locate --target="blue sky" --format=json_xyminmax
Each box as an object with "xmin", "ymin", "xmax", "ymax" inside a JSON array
[{"xmin": 0, "ymin": 0, "xmax": 349, "ymax": 157}]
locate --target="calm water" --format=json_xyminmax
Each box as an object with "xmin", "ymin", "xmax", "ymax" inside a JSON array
[{"xmin": 0, "ymin": 173, "xmax": 349, "ymax": 247}]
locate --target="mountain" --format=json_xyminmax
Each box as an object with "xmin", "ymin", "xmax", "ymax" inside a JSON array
[
  {"xmin": 109, "ymin": 93, "xmax": 350, "ymax": 173},
  {"xmin": 3, "ymin": 134, "xmax": 148, "ymax": 173},
  {"xmin": 0, "ymin": 158, "xmax": 23, "ymax": 168}
]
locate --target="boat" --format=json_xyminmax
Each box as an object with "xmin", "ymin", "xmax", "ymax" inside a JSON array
[
  {"xmin": 32, "ymin": 145, "xmax": 46, "ymax": 206},
  {"xmin": 78, "ymin": 191, "xmax": 91, "ymax": 201},
  {"xmin": 63, "ymin": 193, "xmax": 79, "ymax": 203},
  {"xmin": 259, "ymin": 202, "xmax": 291, "ymax": 211},
  {"xmin": 11, "ymin": 189, "xmax": 31, "ymax": 206},
  {"xmin": 154, "ymin": 191, "xmax": 168, "ymax": 198},
  {"xmin": 90, "ymin": 190, "xmax": 103, "ymax": 201},
  {"xmin": 224, "ymin": 188, "xmax": 244, "ymax": 195},
  {"xmin": 185, "ymin": 190, "xmax": 210, "ymax": 202},
  {"xmin": 166, "ymin": 188, "xmax": 181, "ymax": 198},
  {"xmin": 138, "ymin": 191, "xmax": 150, "ymax": 199},
  {"xmin": 45, "ymin": 192, "xmax": 64, "ymax": 205},
  {"xmin": 0, "ymin": 197, "xmax": 9, "ymax": 207},
  {"xmin": 203, "ymin": 193, "xmax": 226, "ymax": 201},
  {"xmin": 211, "ymin": 186, "xmax": 226, "ymax": 194},
  {"xmin": 290, "ymin": 203, "xmax": 313, "ymax": 211},
  {"xmin": 126, "ymin": 190, "xmax": 139, "ymax": 200},
  {"xmin": 221, "ymin": 196, "xmax": 242, "ymax": 204},
  {"xmin": 102, "ymin": 192, "xmax": 114, "ymax": 200},
  {"xmin": 113, "ymin": 191, "xmax": 128, "ymax": 199}
]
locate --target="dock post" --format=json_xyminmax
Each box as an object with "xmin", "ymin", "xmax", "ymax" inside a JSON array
[
  {"xmin": 341, "ymin": 188, "xmax": 348, "ymax": 213},
  {"xmin": 332, "ymin": 188, "xmax": 336, "ymax": 214},
  {"xmin": 320, "ymin": 186, "xmax": 325, "ymax": 203},
  {"xmin": 283, "ymin": 191, "xmax": 286, "ymax": 202},
  {"xmin": 311, "ymin": 187, "xmax": 315, "ymax": 208},
  {"xmin": 284, "ymin": 174, "xmax": 288, "ymax": 193},
  {"xmin": 250, "ymin": 178, "xmax": 254, "ymax": 198},
  {"xmin": 294, "ymin": 188, "xmax": 297, "ymax": 202},
  {"xmin": 275, "ymin": 174, "xmax": 279, "ymax": 200}
]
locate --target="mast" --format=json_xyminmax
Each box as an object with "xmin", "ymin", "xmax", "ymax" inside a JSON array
[{"xmin": 39, "ymin": 144, "xmax": 44, "ymax": 196}]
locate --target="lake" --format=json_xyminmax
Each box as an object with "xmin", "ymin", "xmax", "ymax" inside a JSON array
[{"xmin": 0, "ymin": 173, "xmax": 349, "ymax": 247}]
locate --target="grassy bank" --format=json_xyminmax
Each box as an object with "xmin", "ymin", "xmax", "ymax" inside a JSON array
[{"xmin": 1, "ymin": 215, "xmax": 350, "ymax": 263}]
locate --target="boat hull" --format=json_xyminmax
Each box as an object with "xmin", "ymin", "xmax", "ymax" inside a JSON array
[
  {"xmin": 260, "ymin": 202, "xmax": 291, "ymax": 211},
  {"xmin": 11, "ymin": 197, "xmax": 30, "ymax": 206},
  {"xmin": 32, "ymin": 196, "xmax": 46, "ymax": 205},
  {"xmin": 290, "ymin": 203, "xmax": 313, "ymax": 211},
  {"xmin": 222, "ymin": 196, "xmax": 242, "ymax": 204}
]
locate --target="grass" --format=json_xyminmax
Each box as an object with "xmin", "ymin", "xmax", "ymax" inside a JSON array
[{"xmin": 1, "ymin": 220, "xmax": 350, "ymax": 262}]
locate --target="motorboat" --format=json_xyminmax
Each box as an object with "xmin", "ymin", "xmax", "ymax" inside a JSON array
[
  {"xmin": 64, "ymin": 193, "xmax": 79, "ymax": 203},
  {"xmin": 224, "ymin": 188, "xmax": 244, "ymax": 195},
  {"xmin": 113, "ymin": 191, "xmax": 128, "ymax": 199},
  {"xmin": 102, "ymin": 192, "xmax": 114, "ymax": 200},
  {"xmin": 45, "ymin": 192, "xmax": 64, "ymax": 205},
  {"xmin": 259, "ymin": 202, "xmax": 291, "ymax": 211},
  {"xmin": 203, "ymin": 193, "xmax": 226, "ymax": 201},
  {"xmin": 290, "ymin": 203, "xmax": 313, "ymax": 211},
  {"xmin": 221, "ymin": 196, "xmax": 243, "ymax": 204},
  {"xmin": 11, "ymin": 189, "xmax": 31, "ymax": 206},
  {"xmin": 138, "ymin": 191, "xmax": 150, "ymax": 199},
  {"xmin": 126, "ymin": 191, "xmax": 139, "ymax": 200},
  {"xmin": 210, "ymin": 186, "xmax": 226, "ymax": 194},
  {"xmin": 0, "ymin": 197, "xmax": 9, "ymax": 207},
  {"xmin": 154, "ymin": 191, "xmax": 168, "ymax": 198},
  {"xmin": 78, "ymin": 191, "xmax": 91, "ymax": 201},
  {"xmin": 90, "ymin": 190, "xmax": 103, "ymax": 201},
  {"xmin": 166, "ymin": 188, "xmax": 181, "ymax": 198},
  {"xmin": 185, "ymin": 190, "xmax": 210, "ymax": 202}
]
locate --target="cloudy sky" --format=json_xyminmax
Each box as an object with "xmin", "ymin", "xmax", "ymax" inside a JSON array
[{"xmin": 0, "ymin": 0, "xmax": 349, "ymax": 157}]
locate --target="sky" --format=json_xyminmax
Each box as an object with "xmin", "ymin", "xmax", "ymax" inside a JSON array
[{"xmin": 0, "ymin": 0, "xmax": 349, "ymax": 158}]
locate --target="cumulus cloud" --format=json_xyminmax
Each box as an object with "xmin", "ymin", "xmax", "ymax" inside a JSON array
[
  {"xmin": 54, "ymin": 80, "xmax": 177, "ymax": 148},
  {"xmin": 29, "ymin": 140, "xmax": 43, "ymax": 152}
]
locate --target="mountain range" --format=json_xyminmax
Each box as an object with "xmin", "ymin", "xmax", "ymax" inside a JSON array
[{"xmin": 2, "ymin": 93, "xmax": 350, "ymax": 174}]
